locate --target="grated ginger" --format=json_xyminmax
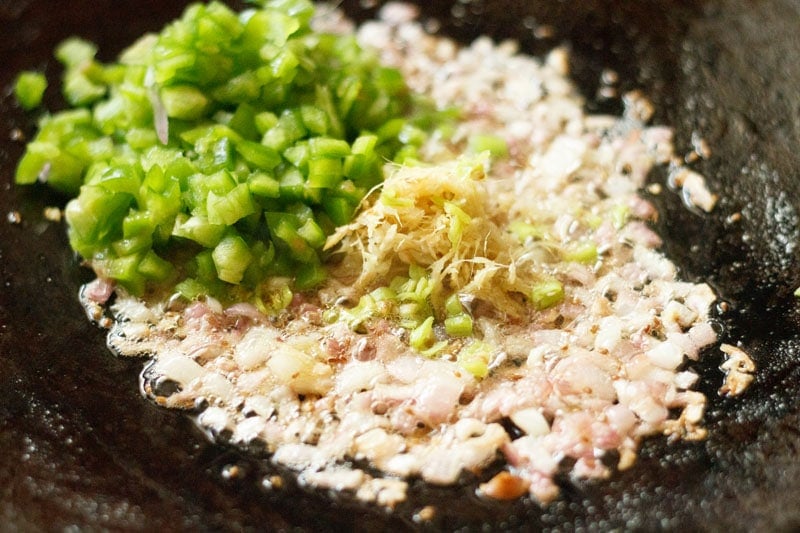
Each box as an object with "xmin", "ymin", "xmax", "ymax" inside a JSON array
[{"xmin": 325, "ymin": 155, "xmax": 546, "ymax": 317}]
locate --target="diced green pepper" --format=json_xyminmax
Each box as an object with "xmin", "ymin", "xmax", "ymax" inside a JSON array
[
  {"xmin": 13, "ymin": 0, "xmax": 438, "ymax": 298},
  {"xmin": 212, "ymin": 234, "xmax": 253, "ymax": 284},
  {"xmin": 14, "ymin": 71, "xmax": 47, "ymax": 110},
  {"xmin": 444, "ymin": 314, "xmax": 473, "ymax": 337},
  {"xmin": 160, "ymin": 85, "xmax": 209, "ymax": 120},
  {"xmin": 563, "ymin": 240, "xmax": 598, "ymax": 264},
  {"xmin": 138, "ymin": 250, "xmax": 174, "ymax": 281},
  {"xmin": 468, "ymin": 133, "xmax": 508, "ymax": 158},
  {"xmin": 458, "ymin": 340, "xmax": 493, "ymax": 379},
  {"xmin": 530, "ymin": 279, "xmax": 564, "ymax": 310},
  {"xmin": 172, "ymin": 213, "xmax": 226, "ymax": 247}
]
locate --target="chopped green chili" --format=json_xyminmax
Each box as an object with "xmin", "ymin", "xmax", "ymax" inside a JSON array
[
  {"xmin": 14, "ymin": 0, "xmax": 449, "ymax": 301},
  {"xmin": 14, "ymin": 71, "xmax": 48, "ymax": 110}
]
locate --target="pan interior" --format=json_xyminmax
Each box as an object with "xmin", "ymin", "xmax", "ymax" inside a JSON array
[{"xmin": 1, "ymin": 0, "xmax": 799, "ymax": 530}]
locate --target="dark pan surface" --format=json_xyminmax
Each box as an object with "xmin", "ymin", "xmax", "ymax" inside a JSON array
[{"xmin": 2, "ymin": 0, "xmax": 800, "ymax": 530}]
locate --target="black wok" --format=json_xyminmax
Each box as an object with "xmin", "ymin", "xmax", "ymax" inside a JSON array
[{"xmin": 2, "ymin": 0, "xmax": 800, "ymax": 530}]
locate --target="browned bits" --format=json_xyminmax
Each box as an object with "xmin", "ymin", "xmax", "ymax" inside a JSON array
[
  {"xmin": 413, "ymin": 505, "xmax": 436, "ymax": 522},
  {"xmin": 478, "ymin": 471, "xmax": 531, "ymax": 500}
]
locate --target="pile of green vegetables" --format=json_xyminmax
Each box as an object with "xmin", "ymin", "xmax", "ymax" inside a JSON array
[{"xmin": 15, "ymin": 0, "xmax": 448, "ymax": 302}]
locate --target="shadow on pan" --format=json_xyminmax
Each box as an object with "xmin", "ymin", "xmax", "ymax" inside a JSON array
[{"xmin": 1, "ymin": 0, "xmax": 799, "ymax": 530}]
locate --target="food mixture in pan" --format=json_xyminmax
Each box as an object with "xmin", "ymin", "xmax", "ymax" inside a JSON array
[{"xmin": 15, "ymin": 0, "xmax": 754, "ymax": 507}]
